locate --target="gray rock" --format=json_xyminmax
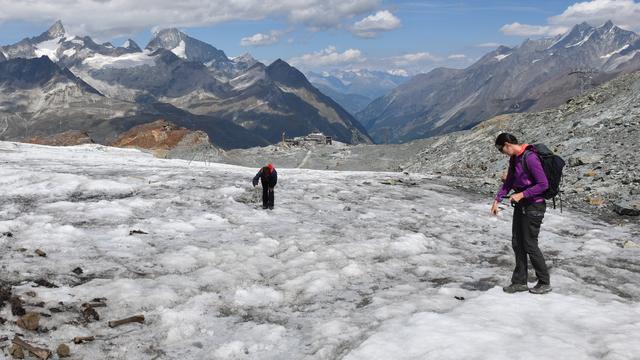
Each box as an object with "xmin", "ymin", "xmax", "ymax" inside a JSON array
[
  {"xmin": 57, "ymin": 344, "xmax": 71, "ymax": 358},
  {"xmin": 568, "ymin": 154, "xmax": 602, "ymax": 167},
  {"xmin": 613, "ymin": 196, "xmax": 640, "ymax": 216}
]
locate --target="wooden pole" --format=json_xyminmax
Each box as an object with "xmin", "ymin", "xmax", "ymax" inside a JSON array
[
  {"xmin": 12, "ymin": 336, "xmax": 51, "ymax": 360},
  {"xmin": 108, "ymin": 315, "xmax": 145, "ymax": 328}
]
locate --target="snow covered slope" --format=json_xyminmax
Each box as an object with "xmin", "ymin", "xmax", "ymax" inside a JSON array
[{"xmin": 0, "ymin": 142, "xmax": 638, "ymax": 359}]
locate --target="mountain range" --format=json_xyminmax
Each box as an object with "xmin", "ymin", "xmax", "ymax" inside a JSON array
[
  {"xmin": 357, "ymin": 20, "xmax": 640, "ymax": 143},
  {"xmin": 307, "ymin": 69, "xmax": 409, "ymax": 114},
  {"xmin": 0, "ymin": 21, "xmax": 372, "ymax": 148},
  {"xmin": 2, "ymin": 20, "xmax": 639, "ymax": 148}
]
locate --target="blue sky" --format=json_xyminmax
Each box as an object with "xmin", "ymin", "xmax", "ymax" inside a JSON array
[{"xmin": 1, "ymin": 0, "xmax": 639, "ymax": 75}]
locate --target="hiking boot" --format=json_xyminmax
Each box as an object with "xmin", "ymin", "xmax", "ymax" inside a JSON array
[
  {"xmin": 502, "ymin": 283, "xmax": 529, "ymax": 293},
  {"xmin": 268, "ymin": 206, "xmax": 274, "ymax": 210},
  {"xmin": 529, "ymin": 283, "xmax": 552, "ymax": 295}
]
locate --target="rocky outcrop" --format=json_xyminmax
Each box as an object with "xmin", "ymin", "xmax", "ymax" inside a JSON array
[
  {"xmin": 109, "ymin": 119, "xmax": 216, "ymax": 158},
  {"xmin": 25, "ymin": 130, "xmax": 95, "ymax": 146}
]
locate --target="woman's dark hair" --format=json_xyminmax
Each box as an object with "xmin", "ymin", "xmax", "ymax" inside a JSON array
[{"xmin": 495, "ymin": 132, "xmax": 519, "ymax": 146}]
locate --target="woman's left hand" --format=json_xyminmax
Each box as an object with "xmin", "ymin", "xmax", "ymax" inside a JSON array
[{"xmin": 509, "ymin": 192, "xmax": 525, "ymax": 203}]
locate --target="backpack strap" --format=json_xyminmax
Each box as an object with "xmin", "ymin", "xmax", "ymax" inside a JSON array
[
  {"xmin": 506, "ymin": 155, "xmax": 516, "ymax": 182},
  {"xmin": 521, "ymin": 150, "xmax": 531, "ymax": 177},
  {"xmin": 520, "ymin": 144, "xmax": 538, "ymax": 174},
  {"xmin": 519, "ymin": 147, "xmax": 539, "ymax": 195}
]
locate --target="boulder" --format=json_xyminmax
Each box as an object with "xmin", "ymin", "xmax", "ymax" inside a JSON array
[
  {"xmin": 613, "ymin": 196, "xmax": 640, "ymax": 216},
  {"xmin": 568, "ymin": 154, "xmax": 601, "ymax": 167},
  {"xmin": 57, "ymin": 344, "xmax": 70, "ymax": 358},
  {"xmin": 586, "ymin": 197, "xmax": 605, "ymax": 206},
  {"xmin": 17, "ymin": 312, "xmax": 40, "ymax": 331}
]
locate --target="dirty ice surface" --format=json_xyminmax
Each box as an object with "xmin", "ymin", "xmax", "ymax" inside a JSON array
[{"xmin": 0, "ymin": 142, "xmax": 639, "ymax": 360}]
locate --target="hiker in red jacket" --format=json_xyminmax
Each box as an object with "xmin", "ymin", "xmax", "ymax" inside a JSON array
[
  {"xmin": 252, "ymin": 164, "xmax": 278, "ymax": 209},
  {"xmin": 491, "ymin": 133, "xmax": 552, "ymax": 295}
]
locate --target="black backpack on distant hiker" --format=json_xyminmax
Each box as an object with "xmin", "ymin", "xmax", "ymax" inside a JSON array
[{"xmin": 521, "ymin": 144, "xmax": 566, "ymax": 211}]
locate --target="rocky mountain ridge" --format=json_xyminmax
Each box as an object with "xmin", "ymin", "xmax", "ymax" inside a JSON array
[
  {"xmin": 0, "ymin": 21, "xmax": 372, "ymax": 148},
  {"xmin": 357, "ymin": 20, "xmax": 640, "ymax": 144}
]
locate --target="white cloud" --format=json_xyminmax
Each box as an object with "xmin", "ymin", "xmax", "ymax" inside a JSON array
[
  {"xmin": 501, "ymin": 0, "xmax": 640, "ymax": 37},
  {"xmin": 288, "ymin": 46, "xmax": 365, "ymax": 68},
  {"xmin": 351, "ymin": 10, "xmax": 401, "ymax": 38},
  {"xmin": 387, "ymin": 69, "xmax": 409, "ymax": 77},
  {"xmin": 475, "ymin": 42, "xmax": 503, "ymax": 48},
  {"xmin": 500, "ymin": 23, "xmax": 565, "ymax": 37},
  {"xmin": 0, "ymin": 0, "xmax": 380, "ymax": 38},
  {"xmin": 391, "ymin": 52, "xmax": 440, "ymax": 66},
  {"xmin": 290, "ymin": 48, "xmax": 463, "ymax": 76},
  {"xmin": 240, "ymin": 30, "xmax": 286, "ymax": 46},
  {"xmin": 549, "ymin": 0, "xmax": 640, "ymax": 30}
]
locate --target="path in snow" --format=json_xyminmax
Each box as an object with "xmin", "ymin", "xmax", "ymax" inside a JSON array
[
  {"xmin": 0, "ymin": 142, "xmax": 639, "ymax": 360},
  {"xmin": 297, "ymin": 150, "xmax": 313, "ymax": 169}
]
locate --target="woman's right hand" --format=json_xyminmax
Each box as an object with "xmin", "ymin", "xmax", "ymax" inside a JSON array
[{"xmin": 490, "ymin": 200, "xmax": 500, "ymax": 216}]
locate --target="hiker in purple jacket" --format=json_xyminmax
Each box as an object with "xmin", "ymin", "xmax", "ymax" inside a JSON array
[{"xmin": 490, "ymin": 133, "xmax": 552, "ymax": 295}]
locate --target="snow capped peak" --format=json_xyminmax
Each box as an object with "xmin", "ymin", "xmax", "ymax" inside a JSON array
[
  {"xmin": 576, "ymin": 21, "xmax": 594, "ymax": 31},
  {"xmin": 145, "ymin": 27, "xmax": 230, "ymax": 64},
  {"xmin": 232, "ymin": 52, "xmax": 256, "ymax": 63},
  {"xmin": 146, "ymin": 28, "xmax": 188, "ymax": 53},
  {"xmin": 154, "ymin": 27, "xmax": 182, "ymax": 35},
  {"xmin": 122, "ymin": 39, "xmax": 142, "ymax": 52},
  {"xmin": 595, "ymin": 20, "xmax": 628, "ymax": 39},
  {"xmin": 47, "ymin": 20, "xmax": 66, "ymax": 39},
  {"xmin": 547, "ymin": 22, "xmax": 597, "ymax": 49},
  {"xmin": 569, "ymin": 22, "xmax": 595, "ymax": 36},
  {"xmin": 153, "ymin": 27, "xmax": 186, "ymax": 42},
  {"xmin": 496, "ymin": 45, "xmax": 512, "ymax": 53},
  {"xmin": 600, "ymin": 20, "xmax": 615, "ymax": 31}
]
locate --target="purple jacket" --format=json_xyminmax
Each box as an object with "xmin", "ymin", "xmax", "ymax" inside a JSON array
[{"xmin": 495, "ymin": 145, "xmax": 549, "ymax": 204}]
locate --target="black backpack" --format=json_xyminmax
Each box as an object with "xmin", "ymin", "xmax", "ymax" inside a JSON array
[{"xmin": 522, "ymin": 144, "xmax": 566, "ymax": 210}]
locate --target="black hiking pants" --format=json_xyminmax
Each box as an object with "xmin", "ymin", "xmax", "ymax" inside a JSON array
[
  {"xmin": 511, "ymin": 202, "xmax": 550, "ymax": 285},
  {"xmin": 262, "ymin": 187, "xmax": 274, "ymax": 209}
]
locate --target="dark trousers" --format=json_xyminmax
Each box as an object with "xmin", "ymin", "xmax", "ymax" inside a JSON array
[
  {"xmin": 262, "ymin": 187, "xmax": 274, "ymax": 209},
  {"xmin": 511, "ymin": 202, "xmax": 550, "ymax": 285}
]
